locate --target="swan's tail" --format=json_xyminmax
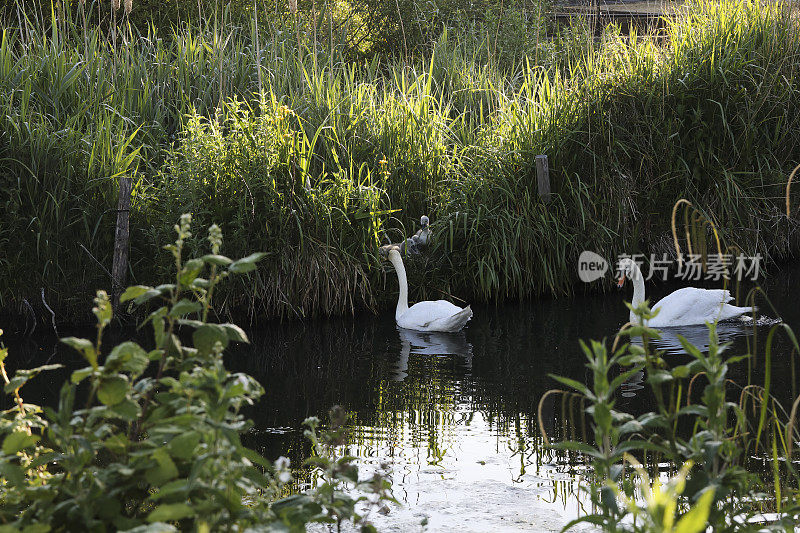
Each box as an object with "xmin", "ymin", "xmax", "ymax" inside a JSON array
[
  {"xmin": 721, "ymin": 304, "xmax": 755, "ymax": 321},
  {"xmin": 433, "ymin": 305, "xmax": 473, "ymax": 333}
]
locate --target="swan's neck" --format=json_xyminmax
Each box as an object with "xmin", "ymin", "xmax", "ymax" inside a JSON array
[
  {"xmin": 389, "ymin": 253, "xmax": 409, "ymax": 319},
  {"xmin": 629, "ymin": 263, "xmax": 646, "ymax": 323}
]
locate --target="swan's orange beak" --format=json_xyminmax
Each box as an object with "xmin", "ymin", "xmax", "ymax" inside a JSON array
[{"xmin": 617, "ymin": 275, "xmax": 626, "ymax": 289}]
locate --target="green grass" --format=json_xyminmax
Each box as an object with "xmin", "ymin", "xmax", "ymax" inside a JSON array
[{"xmin": 1, "ymin": 0, "xmax": 799, "ymax": 323}]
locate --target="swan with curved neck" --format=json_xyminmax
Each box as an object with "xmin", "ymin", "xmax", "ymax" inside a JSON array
[
  {"xmin": 617, "ymin": 258, "xmax": 753, "ymax": 327},
  {"xmin": 385, "ymin": 248, "xmax": 472, "ymax": 332}
]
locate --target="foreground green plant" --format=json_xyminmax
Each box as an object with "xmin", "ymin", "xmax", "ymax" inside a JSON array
[
  {"xmin": 541, "ymin": 302, "xmax": 800, "ymax": 532},
  {"xmin": 0, "ymin": 214, "xmax": 392, "ymax": 531}
]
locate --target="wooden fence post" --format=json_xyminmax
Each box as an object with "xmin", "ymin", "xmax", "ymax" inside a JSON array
[
  {"xmin": 535, "ymin": 154, "xmax": 551, "ymax": 203},
  {"xmin": 112, "ymin": 176, "xmax": 132, "ymax": 308}
]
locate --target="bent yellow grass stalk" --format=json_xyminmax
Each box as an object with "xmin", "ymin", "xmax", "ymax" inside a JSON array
[{"xmin": 787, "ymin": 162, "xmax": 800, "ymax": 217}]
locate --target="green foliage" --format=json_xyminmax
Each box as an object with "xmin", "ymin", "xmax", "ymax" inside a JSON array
[
  {"xmin": 1, "ymin": 0, "xmax": 800, "ymax": 322},
  {"xmin": 145, "ymin": 100, "xmax": 392, "ymax": 317},
  {"xmin": 323, "ymin": 0, "xmax": 549, "ymax": 59},
  {"xmin": 0, "ymin": 215, "xmax": 393, "ymax": 531},
  {"xmin": 545, "ymin": 302, "xmax": 800, "ymax": 532}
]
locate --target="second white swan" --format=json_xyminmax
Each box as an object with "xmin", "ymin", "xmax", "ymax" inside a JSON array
[
  {"xmin": 617, "ymin": 257, "xmax": 753, "ymax": 327},
  {"xmin": 384, "ymin": 247, "xmax": 472, "ymax": 332}
]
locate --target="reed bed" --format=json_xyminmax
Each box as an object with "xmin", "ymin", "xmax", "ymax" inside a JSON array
[{"xmin": 1, "ymin": 0, "xmax": 800, "ymax": 323}]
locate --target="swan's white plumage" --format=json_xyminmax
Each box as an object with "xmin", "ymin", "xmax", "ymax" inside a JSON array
[
  {"xmin": 397, "ymin": 301, "xmax": 473, "ymax": 332},
  {"xmin": 387, "ymin": 249, "xmax": 472, "ymax": 332},
  {"xmin": 619, "ymin": 258, "xmax": 753, "ymax": 327}
]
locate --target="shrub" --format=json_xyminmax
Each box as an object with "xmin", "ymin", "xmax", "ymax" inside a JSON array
[
  {"xmin": 0, "ymin": 214, "xmax": 393, "ymax": 531},
  {"xmin": 541, "ymin": 302, "xmax": 800, "ymax": 531}
]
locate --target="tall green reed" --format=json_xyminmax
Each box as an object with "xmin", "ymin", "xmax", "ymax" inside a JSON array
[{"xmin": 2, "ymin": 0, "xmax": 799, "ymax": 322}]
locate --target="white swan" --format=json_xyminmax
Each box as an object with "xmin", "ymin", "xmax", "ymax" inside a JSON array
[
  {"xmin": 385, "ymin": 247, "xmax": 472, "ymax": 332},
  {"xmin": 617, "ymin": 257, "xmax": 753, "ymax": 327}
]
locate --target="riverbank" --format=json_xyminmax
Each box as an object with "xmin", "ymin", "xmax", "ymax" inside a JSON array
[{"xmin": 2, "ymin": 0, "xmax": 800, "ymax": 326}]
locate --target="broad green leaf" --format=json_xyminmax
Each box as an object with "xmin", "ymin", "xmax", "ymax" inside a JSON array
[
  {"xmin": 147, "ymin": 504, "xmax": 195, "ymax": 523},
  {"xmin": 124, "ymin": 352, "xmax": 150, "ymax": 376},
  {"xmin": 5, "ymin": 365, "xmax": 63, "ymax": 393},
  {"xmin": 679, "ymin": 405, "xmax": 709, "ymax": 417},
  {"xmin": 2, "ymin": 431, "xmax": 39, "ymax": 455},
  {"xmin": 0, "ymin": 460, "xmax": 25, "ymax": 486},
  {"xmin": 592, "ymin": 402, "xmax": 612, "ymax": 431},
  {"xmin": 675, "ymin": 488, "xmax": 715, "ymax": 533},
  {"xmin": 134, "ymin": 289, "xmax": 164, "ymax": 305},
  {"xmin": 179, "ymin": 259, "xmax": 204, "ymax": 286},
  {"xmin": 239, "ymin": 446, "xmax": 270, "ymax": 467},
  {"xmin": 600, "ymin": 485, "xmax": 619, "ymax": 514},
  {"xmin": 107, "ymin": 342, "xmax": 149, "ymax": 375},
  {"xmin": 618, "ymin": 420, "xmax": 645, "ymax": 435},
  {"xmin": 109, "ymin": 399, "xmax": 140, "ymax": 421},
  {"xmin": 609, "ymin": 365, "xmax": 644, "ymax": 393},
  {"xmin": 71, "ymin": 367, "xmax": 94, "ymax": 384},
  {"xmin": 144, "ymin": 307, "xmax": 168, "ymax": 347},
  {"xmin": 191, "ymin": 278, "xmax": 211, "ymax": 289},
  {"xmin": 547, "ymin": 374, "xmax": 592, "ymax": 398},
  {"xmin": 671, "ymin": 365, "xmax": 691, "ymax": 378},
  {"xmin": 168, "ymin": 431, "xmax": 201, "ymax": 460},
  {"xmin": 4, "ymin": 376, "xmax": 29, "ymax": 392},
  {"xmin": 149, "ymin": 479, "xmax": 190, "ymax": 501},
  {"xmin": 176, "ymin": 319, "xmax": 204, "ymax": 329},
  {"xmin": 726, "ymin": 354, "xmax": 750, "ymax": 365},
  {"xmin": 637, "ymin": 412, "xmax": 669, "ymax": 428},
  {"xmin": 677, "ymin": 334, "xmax": 705, "ymax": 361},
  {"xmin": 97, "ymin": 376, "xmax": 129, "ymax": 406},
  {"xmin": 647, "ymin": 369, "xmax": 673, "ymax": 385},
  {"xmin": 621, "ymin": 324, "xmax": 661, "ymax": 340},
  {"xmin": 220, "ymin": 323, "xmax": 249, "ymax": 343},
  {"xmin": 169, "ymin": 299, "xmax": 202, "ymax": 318},
  {"xmin": 120, "ymin": 285, "xmax": 153, "ymax": 304},
  {"xmin": 61, "ymin": 337, "xmax": 97, "ymax": 368},
  {"xmin": 201, "ymin": 254, "xmax": 232, "ymax": 266},
  {"xmin": 145, "ymin": 448, "xmax": 179, "ymax": 485},
  {"xmin": 193, "ymin": 324, "xmax": 229, "ymax": 354},
  {"xmin": 155, "ymin": 284, "xmax": 176, "ymax": 294},
  {"xmin": 228, "ymin": 252, "xmax": 267, "ymax": 274}
]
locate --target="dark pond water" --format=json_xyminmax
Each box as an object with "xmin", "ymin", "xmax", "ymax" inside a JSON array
[{"xmin": 2, "ymin": 262, "xmax": 799, "ymax": 531}]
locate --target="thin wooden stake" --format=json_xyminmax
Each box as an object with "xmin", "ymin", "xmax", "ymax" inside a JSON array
[
  {"xmin": 112, "ymin": 176, "xmax": 132, "ymax": 308},
  {"xmin": 536, "ymin": 154, "xmax": 551, "ymax": 203}
]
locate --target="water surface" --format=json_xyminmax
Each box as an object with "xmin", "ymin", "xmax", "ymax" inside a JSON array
[
  {"xmin": 226, "ymin": 262, "xmax": 800, "ymax": 530},
  {"xmin": 3, "ymin": 263, "xmax": 799, "ymax": 531}
]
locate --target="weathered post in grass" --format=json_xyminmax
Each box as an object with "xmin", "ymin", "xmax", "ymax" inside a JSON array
[
  {"xmin": 536, "ymin": 154, "xmax": 551, "ymax": 203},
  {"xmin": 112, "ymin": 176, "xmax": 132, "ymax": 309}
]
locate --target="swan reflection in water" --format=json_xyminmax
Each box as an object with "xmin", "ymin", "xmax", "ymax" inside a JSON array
[
  {"xmin": 650, "ymin": 321, "xmax": 750, "ymax": 355},
  {"xmin": 623, "ymin": 321, "xmax": 752, "ymax": 398},
  {"xmin": 392, "ymin": 328, "xmax": 473, "ymax": 381},
  {"xmin": 629, "ymin": 320, "xmax": 750, "ymax": 356}
]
